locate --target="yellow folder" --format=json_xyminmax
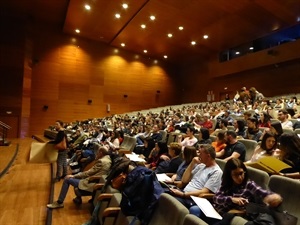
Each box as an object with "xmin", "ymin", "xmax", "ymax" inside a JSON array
[{"xmin": 246, "ymin": 156, "xmax": 291, "ymax": 174}]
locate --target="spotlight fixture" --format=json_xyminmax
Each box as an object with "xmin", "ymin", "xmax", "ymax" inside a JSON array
[
  {"xmin": 75, "ymin": 29, "xmax": 80, "ymax": 33},
  {"xmin": 84, "ymin": 4, "xmax": 91, "ymax": 10},
  {"xmin": 115, "ymin": 13, "xmax": 121, "ymax": 19}
]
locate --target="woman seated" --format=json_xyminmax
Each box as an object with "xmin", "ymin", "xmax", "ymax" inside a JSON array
[
  {"xmin": 211, "ymin": 131, "xmax": 227, "ymax": 153},
  {"xmin": 258, "ymin": 111, "xmax": 271, "ymax": 128},
  {"xmin": 246, "ymin": 132, "xmax": 280, "ymax": 163},
  {"xmin": 244, "ymin": 117, "xmax": 262, "ymax": 142},
  {"xmin": 278, "ymin": 133, "xmax": 300, "ymax": 179},
  {"xmin": 165, "ymin": 146, "xmax": 197, "ymax": 188},
  {"xmin": 155, "ymin": 142, "xmax": 183, "ymax": 174},
  {"xmin": 144, "ymin": 141, "xmax": 168, "ymax": 170},
  {"xmin": 189, "ymin": 158, "xmax": 282, "ymax": 225},
  {"xmin": 197, "ymin": 128, "xmax": 212, "ymax": 145},
  {"xmin": 178, "ymin": 126, "xmax": 198, "ymax": 149},
  {"xmin": 233, "ymin": 119, "xmax": 246, "ymax": 138}
]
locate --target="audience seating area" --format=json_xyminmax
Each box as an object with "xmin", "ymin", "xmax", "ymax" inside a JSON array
[{"xmin": 43, "ymin": 95, "xmax": 300, "ymax": 225}]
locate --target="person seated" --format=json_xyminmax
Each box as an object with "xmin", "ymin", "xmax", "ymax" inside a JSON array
[
  {"xmin": 165, "ymin": 146, "xmax": 197, "ymax": 188},
  {"xmin": 103, "ymin": 130, "xmax": 120, "ymax": 153},
  {"xmin": 233, "ymin": 119, "xmax": 246, "ymax": 138},
  {"xmin": 145, "ymin": 141, "xmax": 168, "ymax": 170},
  {"xmin": 246, "ymin": 132, "xmax": 280, "ymax": 163},
  {"xmin": 244, "ymin": 117, "xmax": 262, "ymax": 142},
  {"xmin": 197, "ymin": 128, "xmax": 212, "ymax": 145},
  {"xmin": 177, "ymin": 126, "xmax": 198, "ymax": 149},
  {"xmin": 168, "ymin": 144, "xmax": 223, "ymax": 209},
  {"xmin": 141, "ymin": 125, "xmax": 163, "ymax": 158},
  {"xmin": 217, "ymin": 131, "xmax": 246, "ymax": 162},
  {"xmin": 278, "ymin": 133, "xmax": 300, "ymax": 179},
  {"xmin": 211, "ymin": 119, "xmax": 228, "ymax": 136},
  {"xmin": 221, "ymin": 111, "xmax": 234, "ymax": 126},
  {"xmin": 258, "ymin": 111, "xmax": 271, "ymax": 128},
  {"xmin": 189, "ymin": 158, "xmax": 282, "ymax": 225},
  {"xmin": 211, "ymin": 131, "xmax": 227, "ymax": 153},
  {"xmin": 155, "ymin": 142, "xmax": 183, "ymax": 174},
  {"xmin": 278, "ymin": 109, "xmax": 293, "ymax": 130},
  {"xmin": 46, "ymin": 146, "xmax": 112, "ymax": 209}
]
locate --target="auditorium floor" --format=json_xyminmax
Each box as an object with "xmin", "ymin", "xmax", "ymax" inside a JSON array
[{"xmin": 0, "ymin": 138, "xmax": 91, "ymax": 225}]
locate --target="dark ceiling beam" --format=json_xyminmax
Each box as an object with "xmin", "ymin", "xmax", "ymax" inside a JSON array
[{"xmin": 109, "ymin": 0, "xmax": 150, "ymax": 44}]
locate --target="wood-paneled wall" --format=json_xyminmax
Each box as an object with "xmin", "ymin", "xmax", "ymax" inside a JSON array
[
  {"xmin": 29, "ymin": 26, "xmax": 180, "ymax": 135},
  {"xmin": 179, "ymin": 40, "xmax": 300, "ymax": 103}
]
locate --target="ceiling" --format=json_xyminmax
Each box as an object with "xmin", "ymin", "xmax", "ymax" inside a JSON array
[{"xmin": 3, "ymin": 0, "xmax": 300, "ymax": 63}]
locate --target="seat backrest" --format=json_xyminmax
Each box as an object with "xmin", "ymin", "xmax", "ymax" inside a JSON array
[
  {"xmin": 211, "ymin": 119, "xmax": 217, "ymax": 131},
  {"xmin": 216, "ymin": 158, "xmax": 226, "ymax": 171},
  {"xmin": 209, "ymin": 135, "xmax": 217, "ymax": 142},
  {"xmin": 183, "ymin": 214, "xmax": 208, "ymax": 225},
  {"xmin": 294, "ymin": 128, "xmax": 300, "ymax": 134},
  {"xmin": 238, "ymin": 139, "xmax": 258, "ymax": 161},
  {"xmin": 282, "ymin": 128, "xmax": 294, "ymax": 134},
  {"xmin": 159, "ymin": 130, "xmax": 168, "ymax": 143},
  {"xmin": 268, "ymin": 175, "xmax": 300, "ymax": 225},
  {"xmin": 149, "ymin": 193, "xmax": 189, "ymax": 225},
  {"xmin": 127, "ymin": 136, "xmax": 137, "ymax": 151},
  {"xmin": 120, "ymin": 135, "xmax": 130, "ymax": 148},
  {"xmin": 167, "ymin": 132, "xmax": 177, "ymax": 145},
  {"xmin": 246, "ymin": 166, "xmax": 269, "ymax": 189},
  {"xmin": 227, "ymin": 125, "xmax": 235, "ymax": 131}
]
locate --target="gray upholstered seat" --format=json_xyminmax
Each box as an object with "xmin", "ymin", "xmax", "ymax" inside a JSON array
[{"xmin": 238, "ymin": 139, "xmax": 258, "ymax": 161}]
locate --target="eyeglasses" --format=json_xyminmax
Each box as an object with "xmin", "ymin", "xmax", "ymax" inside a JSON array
[{"xmin": 232, "ymin": 171, "xmax": 246, "ymax": 177}]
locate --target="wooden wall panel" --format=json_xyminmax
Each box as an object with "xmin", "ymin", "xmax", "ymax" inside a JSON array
[{"xmin": 29, "ymin": 27, "xmax": 178, "ymax": 135}]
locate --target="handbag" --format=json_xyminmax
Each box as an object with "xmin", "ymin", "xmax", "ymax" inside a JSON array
[
  {"xmin": 55, "ymin": 137, "xmax": 67, "ymax": 150},
  {"xmin": 246, "ymin": 202, "xmax": 297, "ymax": 225},
  {"xmin": 111, "ymin": 172, "xmax": 127, "ymax": 190}
]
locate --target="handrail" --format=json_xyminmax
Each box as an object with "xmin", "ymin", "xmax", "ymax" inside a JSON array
[{"xmin": 0, "ymin": 121, "xmax": 11, "ymax": 129}]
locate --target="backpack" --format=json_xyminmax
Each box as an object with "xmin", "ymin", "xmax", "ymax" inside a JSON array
[{"xmin": 120, "ymin": 166, "xmax": 164, "ymax": 225}]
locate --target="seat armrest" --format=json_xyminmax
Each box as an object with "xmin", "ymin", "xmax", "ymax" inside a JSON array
[
  {"xmin": 198, "ymin": 193, "xmax": 215, "ymax": 199},
  {"xmin": 228, "ymin": 209, "xmax": 246, "ymax": 215},
  {"xmin": 93, "ymin": 183, "xmax": 105, "ymax": 190},
  {"xmin": 103, "ymin": 207, "xmax": 121, "ymax": 218},
  {"xmin": 97, "ymin": 193, "xmax": 114, "ymax": 201}
]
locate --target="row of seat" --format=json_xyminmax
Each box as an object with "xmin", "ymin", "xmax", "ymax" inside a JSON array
[
  {"xmin": 215, "ymin": 158, "xmax": 300, "ymax": 225},
  {"xmin": 99, "ymin": 193, "xmax": 208, "ymax": 225}
]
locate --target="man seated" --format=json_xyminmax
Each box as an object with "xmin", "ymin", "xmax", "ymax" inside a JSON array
[
  {"xmin": 46, "ymin": 146, "xmax": 112, "ymax": 209},
  {"xmin": 217, "ymin": 130, "xmax": 246, "ymax": 162},
  {"xmin": 278, "ymin": 109, "xmax": 293, "ymax": 130},
  {"xmin": 168, "ymin": 144, "xmax": 223, "ymax": 209}
]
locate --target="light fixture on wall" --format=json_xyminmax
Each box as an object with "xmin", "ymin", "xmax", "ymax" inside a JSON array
[
  {"xmin": 43, "ymin": 105, "xmax": 48, "ymax": 110},
  {"xmin": 156, "ymin": 90, "xmax": 161, "ymax": 94},
  {"xmin": 88, "ymin": 99, "xmax": 92, "ymax": 104},
  {"xmin": 123, "ymin": 94, "xmax": 128, "ymax": 98}
]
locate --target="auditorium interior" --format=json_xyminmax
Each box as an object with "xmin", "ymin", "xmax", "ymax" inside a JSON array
[{"xmin": 1, "ymin": 1, "xmax": 300, "ymax": 225}]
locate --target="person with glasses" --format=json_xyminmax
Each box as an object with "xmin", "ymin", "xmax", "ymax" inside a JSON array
[{"xmin": 189, "ymin": 158, "xmax": 282, "ymax": 224}]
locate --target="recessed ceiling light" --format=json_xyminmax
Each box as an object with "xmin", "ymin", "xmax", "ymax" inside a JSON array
[
  {"xmin": 121, "ymin": 43, "xmax": 125, "ymax": 47},
  {"xmin": 150, "ymin": 15, "xmax": 156, "ymax": 21},
  {"xmin": 178, "ymin": 26, "xmax": 184, "ymax": 30},
  {"xmin": 75, "ymin": 29, "xmax": 80, "ymax": 33},
  {"xmin": 164, "ymin": 55, "xmax": 168, "ymax": 59},
  {"xmin": 203, "ymin": 35, "xmax": 209, "ymax": 39},
  {"xmin": 115, "ymin": 13, "xmax": 121, "ymax": 19},
  {"xmin": 141, "ymin": 24, "xmax": 146, "ymax": 29},
  {"xmin": 114, "ymin": 49, "xmax": 119, "ymax": 53},
  {"xmin": 84, "ymin": 4, "xmax": 91, "ymax": 10},
  {"xmin": 235, "ymin": 51, "xmax": 240, "ymax": 55},
  {"xmin": 154, "ymin": 60, "xmax": 158, "ymax": 64},
  {"xmin": 143, "ymin": 50, "xmax": 148, "ymax": 53},
  {"xmin": 249, "ymin": 47, "xmax": 254, "ymax": 50},
  {"xmin": 191, "ymin": 41, "xmax": 196, "ymax": 45},
  {"xmin": 167, "ymin": 33, "xmax": 173, "ymax": 38},
  {"xmin": 122, "ymin": 3, "xmax": 128, "ymax": 9}
]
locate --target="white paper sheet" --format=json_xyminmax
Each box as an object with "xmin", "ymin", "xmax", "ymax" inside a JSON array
[
  {"xmin": 156, "ymin": 173, "xmax": 173, "ymax": 182},
  {"xmin": 125, "ymin": 154, "xmax": 146, "ymax": 162},
  {"xmin": 191, "ymin": 196, "xmax": 222, "ymax": 220}
]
